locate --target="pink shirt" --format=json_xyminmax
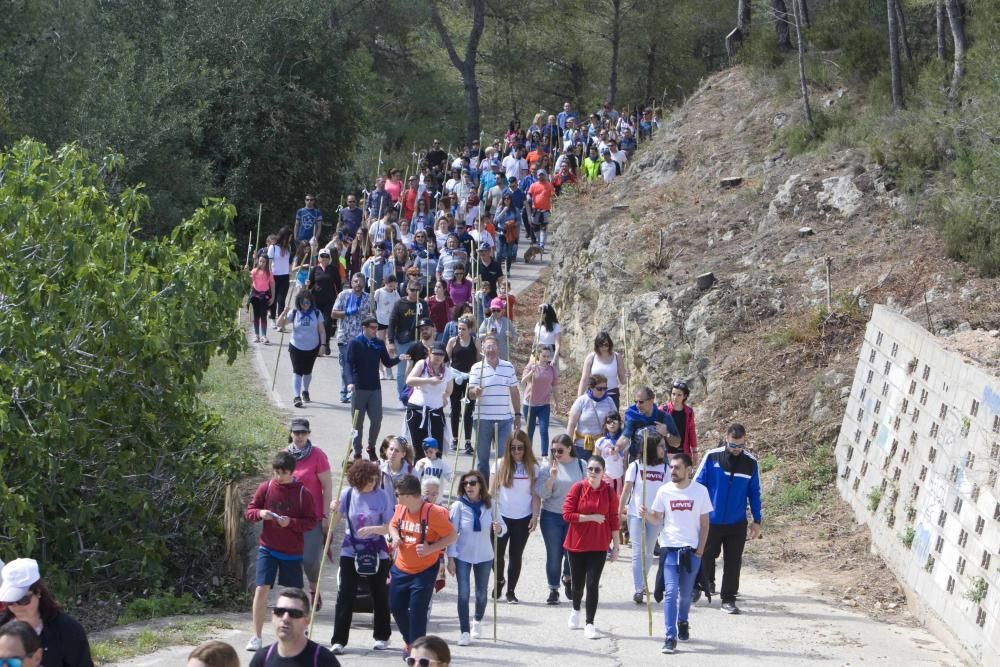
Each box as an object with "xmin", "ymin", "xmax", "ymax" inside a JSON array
[
  {"xmin": 448, "ymin": 279, "xmax": 473, "ymax": 307},
  {"xmin": 251, "ymin": 269, "xmax": 273, "ymax": 293},
  {"xmin": 385, "ymin": 178, "xmax": 403, "ymax": 203},
  {"xmin": 522, "ymin": 362, "xmax": 558, "ymax": 406},
  {"xmin": 293, "ymin": 447, "xmax": 331, "ymax": 518}
]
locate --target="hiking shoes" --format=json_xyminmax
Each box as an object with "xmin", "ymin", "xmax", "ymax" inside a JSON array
[
  {"xmin": 293, "ymin": 395, "xmax": 303, "ymax": 408},
  {"xmin": 677, "ymin": 621, "xmax": 690, "ymax": 641},
  {"xmin": 302, "ymin": 390, "xmax": 311, "ymax": 403},
  {"xmin": 506, "ymin": 591, "xmax": 519, "ymax": 604},
  {"xmin": 546, "ymin": 589, "xmax": 560, "ymax": 605},
  {"xmin": 633, "ymin": 591, "xmax": 645, "ymax": 605},
  {"xmin": 661, "ymin": 638, "xmax": 677, "ymax": 654},
  {"xmin": 246, "ymin": 636, "xmax": 262, "ymax": 652},
  {"xmin": 721, "ymin": 600, "xmax": 741, "ymax": 614}
]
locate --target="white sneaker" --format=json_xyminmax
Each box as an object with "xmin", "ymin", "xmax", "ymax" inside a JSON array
[
  {"xmin": 458, "ymin": 632, "xmax": 472, "ymax": 646},
  {"xmin": 584, "ymin": 624, "xmax": 603, "ymax": 640},
  {"xmin": 372, "ymin": 640, "xmax": 390, "ymax": 650},
  {"xmin": 245, "ymin": 636, "xmax": 262, "ymax": 651},
  {"xmin": 568, "ymin": 609, "xmax": 581, "ymax": 629},
  {"xmin": 330, "ymin": 643, "xmax": 345, "ymax": 655},
  {"xmin": 262, "ymin": 336, "xmax": 270, "ymax": 345},
  {"xmin": 471, "ymin": 620, "xmax": 482, "ymax": 638}
]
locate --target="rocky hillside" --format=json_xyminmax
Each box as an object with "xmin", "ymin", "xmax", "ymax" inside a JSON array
[{"xmin": 544, "ymin": 65, "xmax": 1000, "ymax": 616}]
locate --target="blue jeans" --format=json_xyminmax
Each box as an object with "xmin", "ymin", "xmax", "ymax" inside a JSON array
[
  {"xmin": 574, "ymin": 445, "xmax": 592, "ymax": 461},
  {"xmin": 389, "ymin": 562, "xmax": 438, "ymax": 645},
  {"xmin": 454, "ymin": 559, "xmax": 493, "ymax": 633},
  {"xmin": 337, "ymin": 342, "xmax": 350, "ymax": 398},
  {"xmin": 628, "ymin": 514, "xmax": 660, "ymax": 594},
  {"xmin": 523, "ymin": 404, "xmax": 551, "ymax": 456},
  {"xmin": 539, "ymin": 509, "xmax": 570, "ymax": 589},
  {"xmin": 475, "ymin": 417, "xmax": 512, "ymax": 482},
  {"xmin": 661, "ymin": 549, "xmax": 701, "ymax": 640},
  {"xmin": 394, "ymin": 340, "xmax": 415, "ymax": 403}
]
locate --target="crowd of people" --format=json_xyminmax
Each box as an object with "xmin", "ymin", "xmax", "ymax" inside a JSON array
[{"xmin": 233, "ymin": 106, "xmax": 764, "ymax": 664}]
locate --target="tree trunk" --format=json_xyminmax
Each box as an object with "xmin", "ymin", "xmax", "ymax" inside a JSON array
[
  {"xmin": 895, "ymin": 0, "xmax": 912, "ymax": 63},
  {"xmin": 608, "ymin": 0, "xmax": 621, "ymax": 106},
  {"xmin": 935, "ymin": 0, "xmax": 946, "ymax": 61},
  {"xmin": 644, "ymin": 41, "xmax": 657, "ymax": 104},
  {"xmin": 428, "ymin": 0, "xmax": 487, "ymax": 144},
  {"xmin": 799, "ymin": 0, "xmax": 811, "ymax": 28},
  {"xmin": 739, "ymin": 0, "xmax": 751, "ymax": 33},
  {"xmin": 944, "ymin": 0, "xmax": 966, "ymax": 99},
  {"xmin": 887, "ymin": 0, "xmax": 904, "ymax": 110},
  {"xmin": 774, "ymin": 0, "xmax": 792, "ymax": 51},
  {"xmin": 792, "ymin": 0, "xmax": 813, "ymax": 126}
]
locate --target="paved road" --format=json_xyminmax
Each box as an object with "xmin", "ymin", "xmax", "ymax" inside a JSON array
[{"xmin": 104, "ymin": 253, "xmax": 962, "ymax": 666}]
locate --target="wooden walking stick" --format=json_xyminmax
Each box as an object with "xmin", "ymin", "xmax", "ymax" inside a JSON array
[
  {"xmin": 621, "ymin": 307, "xmax": 631, "ymax": 413},
  {"xmin": 271, "ymin": 322, "xmax": 287, "ymax": 391},
  {"xmin": 641, "ymin": 429, "xmax": 653, "ymax": 636},
  {"xmin": 255, "ymin": 203, "xmax": 263, "ymax": 254},
  {"xmin": 492, "ymin": 420, "xmax": 500, "ymax": 642},
  {"xmin": 309, "ymin": 410, "xmax": 361, "ymax": 635}
]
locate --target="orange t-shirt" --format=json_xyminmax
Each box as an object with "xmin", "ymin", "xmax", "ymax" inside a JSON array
[
  {"xmin": 391, "ymin": 502, "xmax": 454, "ymax": 574},
  {"xmin": 527, "ymin": 181, "xmax": 555, "ymax": 212}
]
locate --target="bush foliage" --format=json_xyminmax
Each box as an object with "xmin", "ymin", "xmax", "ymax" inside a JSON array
[{"xmin": 0, "ymin": 140, "xmax": 255, "ymax": 595}]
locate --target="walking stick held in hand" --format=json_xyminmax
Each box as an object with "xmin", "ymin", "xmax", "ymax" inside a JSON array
[
  {"xmin": 271, "ymin": 311, "xmax": 288, "ymax": 392},
  {"xmin": 255, "ymin": 203, "xmax": 263, "ymax": 255},
  {"xmin": 309, "ymin": 410, "xmax": 361, "ymax": 636},
  {"xmin": 641, "ymin": 429, "xmax": 652, "ymax": 636}
]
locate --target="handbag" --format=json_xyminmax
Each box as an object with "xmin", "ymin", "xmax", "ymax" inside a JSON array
[{"xmin": 345, "ymin": 489, "xmax": 379, "ymax": 577}]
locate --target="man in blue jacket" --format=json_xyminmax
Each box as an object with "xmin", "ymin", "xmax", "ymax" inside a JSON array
[
  {"xmin": 694, "ymin": 423, "xmax": 762, "ymax": 614},
  {"xmin": 347, "ymin": 316, "xmax": 406, "ymax": 461},
  {"xmin": 617, "ymin": 387, "xmax": 681, "ymax": 460}
]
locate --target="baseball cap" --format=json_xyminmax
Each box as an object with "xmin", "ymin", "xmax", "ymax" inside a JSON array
[
  {"xmin": 418, "ymin": 317, "xmax": 435, "ymax": 328},
  {"xmin": 490, "ymin": 297, "xmax": 504, "ymax": 310},
  {"xmin": 289, "ymin": 418, "xmax": 310, "ymax": 432},
  {"xmin": 423, "ymin": 437, "xmax": 440, "ymax": 450},
  {"xmin": 478, "ymin": 242, "xmax": 492, "ymax": 252},
  {"xmin": 537, "ymin": 170, "xmax": 548, "ymax": 178},
  {"xmin": 431, "ymin": 342, "xmax": 447, "ymax": 355},
  {"xmin": 318, "ymin": 249, "xmax": 331, "ymax": 257},
  {"xmin": 0, "ymin": 558, "xmax": 41, "ymax": 603}
]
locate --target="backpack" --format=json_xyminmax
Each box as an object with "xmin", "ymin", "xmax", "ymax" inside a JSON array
[
  {"xmin": 345, "ymin": 489, "xmax": 379, "ymax": 576},
  {"xmin": 264, "ymin": 642, "xmax": 321, "ymax": 666}
]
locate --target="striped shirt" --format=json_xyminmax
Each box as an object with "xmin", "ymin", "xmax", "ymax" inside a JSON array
[{"xmin": 467, "ymin": 359, "xmax": 519, "ymax": 419}]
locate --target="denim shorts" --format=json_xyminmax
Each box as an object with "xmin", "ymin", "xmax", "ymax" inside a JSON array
[{"xmin": 255, "ymin": 548, "xmax": 304, "ymax": 588}]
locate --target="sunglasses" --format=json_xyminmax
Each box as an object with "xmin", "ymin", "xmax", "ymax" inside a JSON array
[
  {"xmin": 272, "ymin": 606, "xmax": 306, "ymax": 619},
  {"xmin": 0, "ymin": 659, "xmax": 27, "ymax": 667},
  {"xmin": 593, "ymin": 386, "xmax": 608, "ymax": 391},
  {"xmin": 509, "ymin": 445, "xmax": 525, "ymax": 451},
  {"xmin": 291, "ymin": 430, "xmax": 309, "ymax": 435},
  {"xmin": 726, "ymin": 442, "xmax": 745, "ymax": 449},
  {"xmin": 672, "ymin": 381, "xmax": 689, "ymax": 390},
  {"xmin": 405, "ymin": 658, "xmax": 443, "ymax": 667},
  {"xmin": 8, "ymin": 593, "xmax": 33, "ymax": 607},
  {"xmin": 587, "ymin": 466, "xmax": 604, "ymax": 473},
  {"xmin": 551, "ymin": 448, "xmax": 567, "ymax": 455},
  {"xmin": 463, "ymin": 479, "xmax": 480, "ymax": 486}
]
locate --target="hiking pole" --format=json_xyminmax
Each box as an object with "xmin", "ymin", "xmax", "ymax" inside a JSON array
[
  {"xmin": 448, "ymin": 391, "xmax": 468, "ymax": 503},
  {"xmin": 309, "ymin": 409, "xmax": 361, "ymax": 636},
  {"xmin": 493, "ymin": 420, "xmax": 500, "ymax": 642},
  {"xmin": 255, "ymin": 203, "xmax": 263, "ymax": 255},
  {"xmin": 641, "ymin": 429, "xmax": 652, "ymax": 636},
  {"xmin": 621, "ymin": 307, "xmax": 631, "ymax": 413},
  {"xmin": 271, "ymin": 325, "xmax": 286, "ymax": 391}
]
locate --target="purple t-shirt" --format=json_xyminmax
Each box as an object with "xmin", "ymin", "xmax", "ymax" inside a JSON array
[{"xmin": 337, "ymin": 487, "xmax": 392, "ymax": 558}]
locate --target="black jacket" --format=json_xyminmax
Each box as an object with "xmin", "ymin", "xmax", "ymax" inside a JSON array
[{"xmin": 346, "ymin": 334, "xmax": 400, "ymax": 390}]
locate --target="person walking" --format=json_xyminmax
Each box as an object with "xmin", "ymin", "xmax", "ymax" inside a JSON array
[
  {"xmin": 663, "ymin": 379, "xmax": 699, "ymax": 464},
  {"xmin": 534, "ymin": 304, "xmax": 562, "ymax": 368},
  {"xmin": 332, "ymin": 273, "xmax": 373, "ymax": 404},
  {"xmin": 329, "ymin": 460, "xmax": 393, "ymax": 655},
  {"xmin": 388, "ymin": 281, "xmax": 428, "ymax": 406},
  {"xmin": 521, "ymin": 345, "xmax": 558, "ymax": 457},
  {"xmin": 405, "ymin": 342, "xmax": 454, "ymax": 459},
  {"xmin": 373, "ymin": 274, "xmax": 401, "ymax": 379},
  {"xmin": 267, "ymin": 227, "xmax": 293, "ymax": 324},
  {"xmin": 562, "ymin": 455, "xmax": 620, "ymax": 640},
  {"xmin": 414, "ymin": 437, "xmax": 452, "ymax": 484},
  {"xmin": 249, "ymin": 253, "xmax": 274, "ymax": 344},
  {"xmin": 467, "ymin": 336, "xmax": 522, "ymax": 482},
  {"xmin": 618, "ymin": 431, "xmax": 668, "ymax": 604},
  {"xmin": 277, "ymin": 290, "xmax": 328, "ymax": 409},
  {"xmin": 576, "ymin": 332, "xmax": 628, "ymax": 409},
  {"xmin": 244, "ymin": 452, "xmax": 318, "ymax": 651},
  {"xmin": 534, "ymin": 434, "xmax": 587, "ymax": 605},
  {"xmin": 381, "ymin": 436, "xmax": 415, "ymax": 491},
  {"xmin": 618, "ymin": 386, "xmax": 681, "ymax": 460},
  {"xmin": 308, "ymin": 247, "xmax": 342, "ymax": 347},
  {"xmin": 642, "ymin": 453, "xmax": 712, "ymax": 654},
  {"xmin": 345, "ymin": 316, "xmax": 405, "ymax": 460},
  {"xmin": 447, "ymin": 470, "xmax": 507, "ymax": 646},
  {"xmin": 0, "ymin": 559, "xmax": 93, "ymax": 666},
  {"xmin": 478, "ymin": 297, "xmax": 516, "ymax": 362},
  {"xmin": 489, "ymin": 430, "xmax": 541, "ymax": 604},
  {"xmin": 249, "ymin": 588, "xmax": 339, "ymax": 666},
  {"xmin": 446, "ymin": 314, "xmax": 480, "ymax": 455},
  {"xmin": 694, "ymin": 423, "xmax": 763, "ymax": 613},
  {"xmin": 565, "ymin": 374, "xmax": 617, "ymax": 461},
  {"xmin": 285, "ymin": 418, "xmax": 332, "ymax": 612},
  {"xmin": 388, "ymin": 475, "xmax": 457, "ymax": 660}
]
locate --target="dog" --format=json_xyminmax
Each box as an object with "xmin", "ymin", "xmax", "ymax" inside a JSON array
[{"xmin": 523, "ymin": 244, "xmax": 543, "ymax": 263}]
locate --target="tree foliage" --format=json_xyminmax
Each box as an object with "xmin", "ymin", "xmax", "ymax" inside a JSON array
[{"xmin": 0, "ymin": 140, "xmax": 254, "ymax": 593}]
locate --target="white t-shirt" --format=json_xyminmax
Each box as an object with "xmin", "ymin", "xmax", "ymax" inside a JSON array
[
  {"xmin": 624, "ymin": 460, "xmax": 667, "ymax": 517},
  {"xmin": 374, "ymin": 287, "xmax": 401, "ymax": 326},
  {"xmin": 650, "ymin": 481, "xmax": 713, "ymax": 548},
  {"xmin": 492, "ymin": 460, "xmax": 540, "ymax": 519},
  {"xmin": 535, "ymin": 322, "xmax": 561, "ymax": 348},
  {"xmin": 408, "ymin": 362, "xmax": 454, "ymax": 410},
  {"xmin": 415, "ymin": 456, "xmax": 452, "ymax": 483},
  {"xmin": 597, "ymin": 435, "xmax": 624, "ymax": 479},
  {"xmin": 502, "ymin": 155, "xmax": 520, "ymax": 181},
  {"xmin": 467, "ymin": 359, "xmax": 519, "ymax": 419},
  {"xmin": 570, "ymin": 394, "xmax": 617, "ymax": 439},
  {"xmin": 267, "ymin": 244, "xmax": 290, "ymax": 276},
  {"xmin": 600, "ymin": 160, "xmax": 617, "ymax": 183}
]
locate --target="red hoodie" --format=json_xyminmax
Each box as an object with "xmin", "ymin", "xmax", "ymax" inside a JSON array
[
  {"xmin": 562, "ymin": 479, "xmax": 620, "ymax": 553},
  {"xmin": 245, "ymin": 479, "xmax": 318, "ymax": 556}
]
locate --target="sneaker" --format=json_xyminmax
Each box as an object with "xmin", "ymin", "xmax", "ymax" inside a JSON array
[
  {"xmin": 340, "ymin": 394, "xmax": 350, "ymax": 404},
  {"xmin": 330, "ymin": 643, "xmax": 345, "ymax": 655},
  {"xmin": 254, "ymin": 335, "xmax": 260, "ymax": 343},
  {"xmin": 302, "ymin": 390, "xmax": 311, "ymax": 403},
  {"xmin": 492, "ymin": 580, "xmax": 505, "ymax": 599},
  {"xmin": 245, "ymin": 636, "xmax": 262, "ymax": 652},
  {"xmin": 584, "ymin": 624, "xmax": 602, "ymax": 640},
  {"xmin": 506, "ymin": 591, "xmax": 519, "ymax": 604},
  {"xmin": 546, "ymin": 589, "xmax": 560, "ymax": 605},
  {"xmin": 661, "ymin": 638, "xmax": 677, "ymax": 654},
  {"xmin": 293, "ymin": 395, "xmax": 303, "ymax": 408},
  {"xmin": 367, "ymin": 445, "xmax": 378, "ymax": 461},
  {"xmin": 721, "ymin": 600, "xmax": 741, "ymax": 614},
  {"xmin": 463, "ymin": 443, "xmax": 474, "ymax": 455},
  {"xmin": 262, "ymin": 336, "xmax": 270, "ymax": 345},
  {"xmin": 471, "ymin": 620, "xmax": 482, "ymax": 638},
  {"xmin": 373, "ymin": 640, "xmax": 390, "ymax": 650},
  {"xmin": 458, "ymin": 632, "xmax": 471, "ymax": 646},
  {"xmin": 677, "ymin": 621, "xmax": 690, "ymax": 641},
  {"xmin": 567, "ymin": 609, "xmax": 581, "ymax": 629},
  {"xmin": 633, "ymin": 591, "xmax": 645, "ymax": 605}
]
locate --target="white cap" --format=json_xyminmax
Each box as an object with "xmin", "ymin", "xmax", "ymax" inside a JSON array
[{"xmin": 0, "ymin": 558, "xmax": 41, "ymax": 602}]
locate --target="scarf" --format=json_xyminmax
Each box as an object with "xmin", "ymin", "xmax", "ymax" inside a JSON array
[
  {"xmin": 586, "ymin": 389, "xmax": 607, "ymax": 403},
  {"xmin": 287, "ymin": 439, "xmax": 313, "ymax": 461},
  {"xmin": 459, "ymin": 495, "xmax": 485, "ymax": 532},
  {"xmin": 344, "ymin": 292, "xmax": 363, "ymax": 316},
  {"xmin": 356, "ymin": 333, "xmax": 381, "ymax": 351}
]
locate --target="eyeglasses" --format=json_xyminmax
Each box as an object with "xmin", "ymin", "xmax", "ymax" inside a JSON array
[
  {"xmin": 726, "ymin": 442, "xmax": 745, "ymax": 449},
  {"xmin": 272, "ymin": 606, "xmax": 306, "ymax": 619},
  {"xmin": 587, "ymin": 466, "xmax": 604, "ymax": 473},
  {"xmin": 463, "ymin": 479, "xmax": 480, "ymax": 487},
  {"xmin": 593, "ymin": 386, "xmax": 608, "ymax": 391},
  {"xmin": 0, "ymin": 658, "xmax": 27, "ymax": 667},
  {"xmin": 406, "ymin": 657, "xmax": 445, "ymax": 667},
  {"xmin": 8, "ymin": 593, "xmax": 33, "ymax": 607},
  {"xmin": 509, "ymin": 445, "xmax": 525, "ymax": 451},
  {"xmin": 305, "ymin": 197, "xmax": 315, "ymax": 201}
]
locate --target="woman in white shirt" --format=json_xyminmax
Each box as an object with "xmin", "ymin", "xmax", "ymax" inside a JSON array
[
  {"xmin": 405, "ymin": 342, "xmax": 454, "ymax": 460},
  {"xmin": 489, "ymin": 430, "xmax": 541, "ymax": 604},
  {"xmin": 577, "ymin": 331, "xmax": 628, "ymax": 410},
  {"xmin": 533, "ymin": 303, "xmax": 562, "ymax": 369},
  {"xmin": 618, "ymin": 431, "xmax": 668, "ymax": 604},
  {"xmin": 566, "ymin": 374, "xmax": 618, "ymax": 461}
]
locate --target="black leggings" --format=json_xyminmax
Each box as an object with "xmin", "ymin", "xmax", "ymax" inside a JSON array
[
  {"xmin": 405, "ymin": 405, "xmax": 447, "ymax": 459},
  {"xmin": 288, "ymin": 344, "xmax": 320, "ymax": 376},
  {"xmin": 568, "ymin": 550, "xmax": 607, "ymax": 625},
  {"xmin": 449, "ymin": 383, "xmax": 476, "ymax": 444},
  {"xmin": 250, "ymin": 295, "xmax": 270, "ymax": 335},
  {"xmin": 317, "ymin": 300, "xmax": 335, "ymax": 344},
  {"xmin": 495, "ymin": 514, "xmax": 531, "ymax": 595},
  {"xmin": 270, "ymin": 274, "xmax": 290, "ymax": 319}
]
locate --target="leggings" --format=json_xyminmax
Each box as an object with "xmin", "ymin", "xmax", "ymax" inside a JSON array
[
  {"xmin": 449, "ymin": 383, "xmax": 476, "ymax": 445},
  {"xmin": 250, "ymin": 295, "xmax": 270, "ymax": 336},
  {"xmin": 495, "ymin": 514, "xmax": 531, "ymax": 595},
  {"xmin": 568, "ymin": 550, "xmax": 607, "ymax": 625},
  {"xmin": 288, "ymin": 344, "xmax": 320, "ymax": 397},
  {"xmin": 406, "ymin": 405, "xmax": 447, "ymax": 459},
  {"xmin": 270, "ymin": 274, "xmax": 290, "ymax": 319}
]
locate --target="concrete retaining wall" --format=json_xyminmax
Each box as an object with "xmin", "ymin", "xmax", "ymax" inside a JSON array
[{"xmin": 835, "ymin": 305, "xmax": 998, "ymax": 666}]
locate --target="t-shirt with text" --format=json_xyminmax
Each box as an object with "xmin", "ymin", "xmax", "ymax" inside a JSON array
[{"xmin": 650, "ymin": 481, "xmax": 713, "ymax": 549}]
